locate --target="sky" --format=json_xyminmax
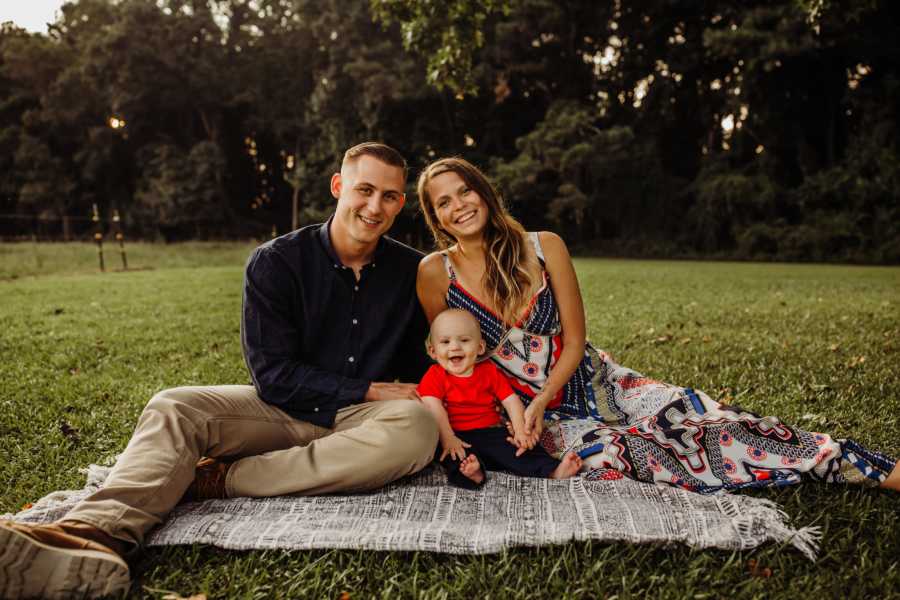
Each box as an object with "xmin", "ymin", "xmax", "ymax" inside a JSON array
[{"xmin": 0, "ymin": 0, "xmax": 68, "ymax": 33}]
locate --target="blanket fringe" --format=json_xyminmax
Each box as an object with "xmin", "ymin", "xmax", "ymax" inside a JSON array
[
  {"xmin": 729, "ymin": 499, "xmax": 821, "ymax": 561},
  {"xmin": 8, "ymin": 464, "xmax": 823, "ymax": 559},
  {"xmin": 81, "ymin": 464, "xmax": 113, "ymax": 489}
]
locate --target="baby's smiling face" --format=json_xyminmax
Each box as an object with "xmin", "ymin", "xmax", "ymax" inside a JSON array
[{"xmin": 427, "ymin": 309, "xmax": 486, "ymax": 377}]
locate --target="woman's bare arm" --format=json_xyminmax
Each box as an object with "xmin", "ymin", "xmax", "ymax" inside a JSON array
[
  {"xmin": 500, "ymin": 394, "xmax": 537, "ymax": 455},
  {"xmin": 522, "ymin": 231, "xmax": 588, "ymax": 435}
]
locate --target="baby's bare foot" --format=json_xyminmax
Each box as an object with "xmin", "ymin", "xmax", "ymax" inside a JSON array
[
  {"xmin": 550, "ymin": 452, "xmax": 583, "ymax": 479},
  {"xmin": 459, "ymin": 454, "xmax": 485, "ymax": 485}
]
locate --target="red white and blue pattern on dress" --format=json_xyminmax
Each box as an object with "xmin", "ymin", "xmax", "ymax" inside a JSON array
[
  {"xmin": 441, "ymin": 233, "xmax": 600, "ymax": 420},
  {"xmin": 441, "ymin": 232, "xmax": 896, "ymax": 492}
]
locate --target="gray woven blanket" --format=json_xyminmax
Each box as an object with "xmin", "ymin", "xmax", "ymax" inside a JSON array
[{"xmin": 8, "ymin": 465, "xmax": 819, "ymax": 559}]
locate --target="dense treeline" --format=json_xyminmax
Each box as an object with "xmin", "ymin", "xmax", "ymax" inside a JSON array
[{"xmin": 1, "ymin": 0, "xmax": 898, "ymax": 261}]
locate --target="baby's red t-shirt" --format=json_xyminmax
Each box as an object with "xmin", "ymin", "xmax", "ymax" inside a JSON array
[{"xmin": 417, "ymin": 361, "xmax": 516, "ymax": 431}]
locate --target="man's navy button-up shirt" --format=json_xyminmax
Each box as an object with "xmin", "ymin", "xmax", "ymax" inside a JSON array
[{"xmin": 240, "ymin": 219, "xmax": 431, "ymax": 428}]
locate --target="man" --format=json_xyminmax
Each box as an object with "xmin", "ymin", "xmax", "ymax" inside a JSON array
[{"xmin": 0, "ymin": 142, "xmax": 439, "ymax": 599}]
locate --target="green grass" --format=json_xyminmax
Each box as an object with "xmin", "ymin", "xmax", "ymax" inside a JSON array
[{"xmin": 1, "ymin": 243, "xmax": 899, "ymax": 599}]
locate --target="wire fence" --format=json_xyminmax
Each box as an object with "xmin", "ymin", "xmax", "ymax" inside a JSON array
[
  {"xmin": 0, "ymin": 210, "xmax": 432, "ymax": 251},
  {"xmin": 0, "ymin": 213, "xmax": 277, "ymax": 242}
]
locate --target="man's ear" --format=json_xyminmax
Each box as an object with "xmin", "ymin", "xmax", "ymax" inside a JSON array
[{"xmin": 330, "ymin": 173, "xmax": 342, "ymax": 199}]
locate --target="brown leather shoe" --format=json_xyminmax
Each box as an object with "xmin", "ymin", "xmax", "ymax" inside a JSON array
[
  {"xmin": 182, "ymin": 457, "xmax": 231, "ymax": 502},
  {"xmin": 57, "ymin": 520, "xmax": 132, "ymax": 557},
  {"xmin": 0, "ymin": 520, "xmax": 130, "ymax": 599}
]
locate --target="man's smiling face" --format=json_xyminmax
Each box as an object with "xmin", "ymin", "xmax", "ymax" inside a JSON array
[{"xmin": 331, "ymin": 154, "xmax": 406, "ymax": 247}]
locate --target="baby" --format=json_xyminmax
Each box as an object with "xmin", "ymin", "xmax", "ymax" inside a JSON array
[{"xmin": 417, "ymin": 308, "xmax": 582, "ymax": 488}]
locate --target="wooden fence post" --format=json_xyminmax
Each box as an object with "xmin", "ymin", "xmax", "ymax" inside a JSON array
[
  {"xmin": 112, "ymin": 209, "xmax": 128, "ymax": 270},
  {"xmin": 92, "ymin": 204, "xmax": 105, "ymax": 272}
]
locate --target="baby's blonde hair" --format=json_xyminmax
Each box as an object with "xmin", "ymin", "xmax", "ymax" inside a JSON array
[{"xmin": 425, "ymin": 308, "xmax": 483, "ymax": 349}]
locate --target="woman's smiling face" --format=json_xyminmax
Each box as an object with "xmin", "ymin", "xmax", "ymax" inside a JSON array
[{"xmin": 426, "ymin": 170, "xmax": 489, "ymax": 241}]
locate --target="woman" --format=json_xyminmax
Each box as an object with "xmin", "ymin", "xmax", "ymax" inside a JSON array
[{"xmin": 415, "ymin": 157, "xmax": 899, "ymax": 493}]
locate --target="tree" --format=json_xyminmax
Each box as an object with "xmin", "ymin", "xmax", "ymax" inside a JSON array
[
  {"xmin": 2, "ymin": 0, "xmax": 898, "ymax": 261},
  {"xmin": 1, "ymin": 18, "xmax": 97, "ymax": 231},
  {"xmin": 0, "ymin": 24, "xmax": 35, "ymax": 217},
  {"xmin": 371, "ymin": 0, "xmax": 511, "ymax": 96},
  {"xmin": 133, "ymin": 141, "xmax": 227, "ymax": 239}
]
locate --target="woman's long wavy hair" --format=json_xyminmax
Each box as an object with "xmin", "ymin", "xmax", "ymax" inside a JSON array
[{"xmin": 417, "ymin": 157, "xmax": 537, "ymax": 326}]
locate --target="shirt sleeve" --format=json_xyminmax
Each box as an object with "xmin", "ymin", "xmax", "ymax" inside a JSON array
[
  {"xmin": 487, "ymin": 362, "xmax": 516, "ymax": 400},
  {"xmin": 241, "ymin": 247, "xmax": 370, "ymax": 425},
  {"xmin": 389, "ymin": 301, "xmax": 433, "ymax": 383},
  {"xmin": 416, "ymin": 365, "xmax": 446, "ymax": 399}
]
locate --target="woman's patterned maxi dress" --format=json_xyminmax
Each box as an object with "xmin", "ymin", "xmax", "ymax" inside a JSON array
[{"xmin": 440, "ymin": 233, "xmax": 896, "ymax": 492}]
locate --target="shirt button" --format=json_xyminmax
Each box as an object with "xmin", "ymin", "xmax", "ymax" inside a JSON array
[
  {"xmin": 314, "ymin": 407, "xmax": 319, "ymax": 412},
  {"xmin": 348, "ymin": 356, "xmax": 355, "ymax": 363},
  {"xmin": 333, "ymin": 264, "xmax": 339, "ymax": 269},
  {"xmin": 354, "ymin": 285, "xmax": 359, "ymax": 291},
  {"xmin": 352, "ymin": 318, "xmax": 358, "ymax": 325}
]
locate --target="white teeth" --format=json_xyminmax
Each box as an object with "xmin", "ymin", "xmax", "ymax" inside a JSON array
[
  {"xmin": 456, "ymin": 211, "xmax": 475, "ymax": 224},
  {"xmin": 359, "ymin": 215, "xmax": 380, "ymax": 225}
]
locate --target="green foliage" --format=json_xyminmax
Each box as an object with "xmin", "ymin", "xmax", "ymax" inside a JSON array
[
  {"xmin": 370, "ymin": 0, "xmax": 511, "ymax": 96},
  {"xmin": 691, "ymin": 163, "xmax": 780, "ymax": 251},
  {"xmin": 2, "ymin": 247, "xmax": 900, "ymax": 597},
  {"xmin": 493, "ymin": 101, "xmax": 676, "ymax": 246},
  {"xmin": 798, "ymin": 0, "xmax": 883, "ymax": 24},
  {"xmin": 133, "ymin": 142, "xmax": 228, "ymax": 239},
  {"xmin": 1, "ymin": 0, "xmax": 900, "ymax": 261},
  {"xmin": 0, "ymin": 0, "xmax": 446, "ymax": 237},
  {"xmin": 784, "ymin": 147, "xmax": 900, "ymax": 262},
  {"xmin": 13, "ymin": 134, "xmax": 78, "ymax": 215}
]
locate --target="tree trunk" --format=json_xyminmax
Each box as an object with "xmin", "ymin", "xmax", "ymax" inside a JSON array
[
  {"xmin": 291, "ymin": 183, "xmax": 300, "ymax": 231},
  {"xmin": 825, "ymin": 85, "xmax": 836, "ymax": 167},
  {"xmin": 441, "ymin": 92, "xmax": 456, "ymax": 142}
]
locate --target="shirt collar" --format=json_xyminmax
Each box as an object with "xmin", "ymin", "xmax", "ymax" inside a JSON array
[
  {"xmin": 317, "ymin": 215, "xmax": 388, "ymax": 268},
  {"xmin": 317, "ymin": 217, "xmax": 342, "ymax": 266}
]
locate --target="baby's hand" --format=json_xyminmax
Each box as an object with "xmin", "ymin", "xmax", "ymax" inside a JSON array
[
  {"xmin": 509, "ymin": 430, "xmax": 539, "ymax": 457},
  {"xmin": 440, "ymin": 436, "xmax": 471, "ymax": 462}
]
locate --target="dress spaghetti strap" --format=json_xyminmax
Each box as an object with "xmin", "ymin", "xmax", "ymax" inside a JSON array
[
  {"xmin": 439, "ymin": 252, "xmax": 457, "ymax": 281},
  {"xmin": 529, "ymin": 232, "xmax": 546, "ymax": 263}
]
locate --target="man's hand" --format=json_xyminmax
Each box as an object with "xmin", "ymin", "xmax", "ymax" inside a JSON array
[
  {"xmin": 440, "ymin": 435, "xmax": 471, "ymax": 462},
  {"xmin": 364, "ymin": 382, "xmax": 420, "ymax": 402}
]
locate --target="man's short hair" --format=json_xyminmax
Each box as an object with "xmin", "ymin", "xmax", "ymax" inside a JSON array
[{"xmin": 343, "ymin": 142, "xmax": 408, "ymax": 181}]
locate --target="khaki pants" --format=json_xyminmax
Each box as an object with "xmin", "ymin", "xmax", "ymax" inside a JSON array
[{"xmin": 63, "ymin": 386, "xmax": 439, "ymax": 546}]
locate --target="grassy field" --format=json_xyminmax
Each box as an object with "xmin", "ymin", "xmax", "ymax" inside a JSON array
[
  {"xmin": 1, "ymin": 242, "xmax": 899, "ymax": 599},
  {"xmin": 0, "ymin": 240, "xmax": 259, "ymax": 280}
]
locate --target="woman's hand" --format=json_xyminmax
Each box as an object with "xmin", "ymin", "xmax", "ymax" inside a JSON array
[
  {"xmin": 440, "ymin": 436, "xmax": 471, "ymax": 462},
  {"xmin": 522, "ymin": 394, "xmax": 549, "ymax": 438},
  {"xmin": 511, "ymin": 429, "xmax": 537, "ymax": 456}
]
